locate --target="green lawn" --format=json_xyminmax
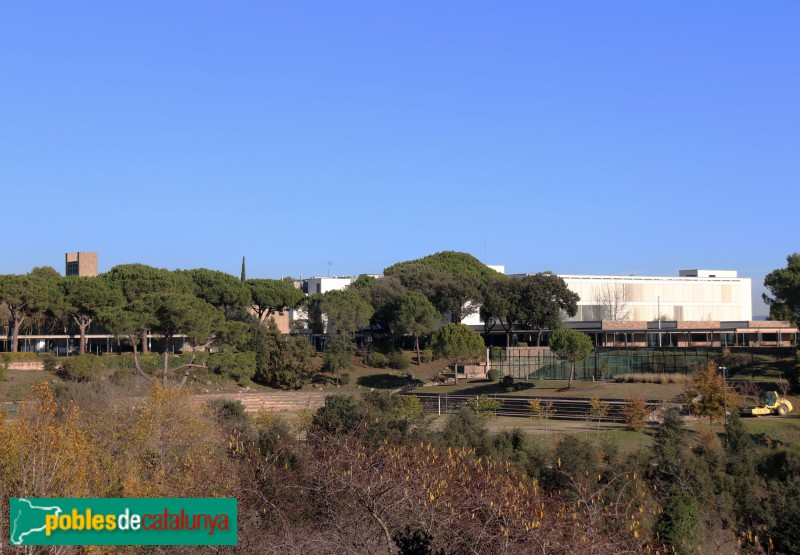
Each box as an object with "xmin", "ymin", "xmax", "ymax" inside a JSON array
[{"xmin": 739, "ymin": 414, "xmax": 800, "ymax": 454}]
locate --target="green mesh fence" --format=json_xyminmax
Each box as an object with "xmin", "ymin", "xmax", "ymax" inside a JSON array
[{"xmin": 493, "ymin": 348, "xmax": 717, "ymax": 380}]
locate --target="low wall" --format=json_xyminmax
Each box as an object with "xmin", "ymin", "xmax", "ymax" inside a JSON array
[
  {"xmin": 504, "ymin": 346, "xmax": 552, "ymax": 357},
  {"xmin": 462, "ymin": 364, "xmax": 487, "ymax": 379},
  {"xmin": 6, "ymin": 361, "xmax": 45, "ymax": 371}
]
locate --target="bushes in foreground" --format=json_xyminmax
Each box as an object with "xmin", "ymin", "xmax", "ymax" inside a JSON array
[
  {"xmin": 3, "ymin": 379, "xmax": 798, "ymax": 555},
  {"xmin": 59, "ymin": 354, "xmax": 105, "ymax": 381}
]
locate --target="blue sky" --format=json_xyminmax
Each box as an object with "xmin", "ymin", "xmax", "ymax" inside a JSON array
[{"xmin": 1, "ymin": 2, "xmax": 798, "ymax": 315}]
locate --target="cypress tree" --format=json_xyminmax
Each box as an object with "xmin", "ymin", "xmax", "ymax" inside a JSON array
[{"xmin": 241, "ymin": 256, "xmax": 246, "ymax": 282}]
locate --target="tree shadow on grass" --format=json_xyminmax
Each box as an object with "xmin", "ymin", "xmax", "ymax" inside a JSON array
[{"xmin": 357, "ymin": 373, "xmax": 423, "ymax": 389}]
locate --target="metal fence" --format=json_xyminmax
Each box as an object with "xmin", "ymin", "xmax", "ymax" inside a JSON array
[
  {"xmin": 401, "ymin": 392, "xmax": 664, "ymax": 422},
  {"xmin": 492, "ymin": 347, "xmax": 721, "ymax": 380}
]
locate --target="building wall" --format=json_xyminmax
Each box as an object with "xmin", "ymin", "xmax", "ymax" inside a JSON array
[
  {"xmin": 65, "ymin": 252, "xmax": 98, "ymax": 277},
  {"xmin": 303, "ymin": 276, "xmax": 357, "ymax": 295},
  {"xmin": 559, "ymin": 273, "xmax": 752, "ymax": 322},
  {"xmin": 265, "ymin": 311, "xmax": 291, "ymax": 333},
  {"xmin": 292, "ymin": 276, "xmax": 362, "ymax": 331}
]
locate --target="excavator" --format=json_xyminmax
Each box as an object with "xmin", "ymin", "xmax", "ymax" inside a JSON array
[{"xmin": 741, "ymin": 391, "xmax": 793, "ymax": 417}]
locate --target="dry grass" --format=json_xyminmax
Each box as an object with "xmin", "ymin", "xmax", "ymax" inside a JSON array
[{"xmin": 614, "ymin": 372, "xmax": 693, "ymax": 385}]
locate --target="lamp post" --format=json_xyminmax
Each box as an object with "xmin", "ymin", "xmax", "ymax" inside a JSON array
[{"xmin": 657, "ymin": 296, "xmax": 662, "ymax": 347}]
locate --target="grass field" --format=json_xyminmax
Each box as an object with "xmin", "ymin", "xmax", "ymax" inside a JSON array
[
  {"xmin": 739, "ymin": 414, "xmax": 800, "ymax": 455},
  {"xmin": 1, "ymin": 369, "xmax": 60, "ymax": 401},
  {"xmin": 5, "ymin": 358, "xmax": 800, "ymax": 460}
]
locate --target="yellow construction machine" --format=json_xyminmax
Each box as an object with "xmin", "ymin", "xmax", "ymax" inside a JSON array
[{"xmin": 741, "ymin": 391, "xmax": 793, "ymax": 417}]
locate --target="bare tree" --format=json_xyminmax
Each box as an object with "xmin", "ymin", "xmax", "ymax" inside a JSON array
[{"xmin": 594, "ymin": 283, "xmax": 631, "ymax": 321}]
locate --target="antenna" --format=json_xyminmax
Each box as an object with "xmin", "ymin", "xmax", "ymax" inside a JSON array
[{"xmin": 327, "ymin": 261, "xmax": 332, "ymax": 277}]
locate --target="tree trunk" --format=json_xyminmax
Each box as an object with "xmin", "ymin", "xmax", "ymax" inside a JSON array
[
  {"xmin": 140, "ymin": 329, "xmax": 149, "ymax": 354},
  {"xmin": 163, "ymin": 341, "xmax": 171, "ymax": 388},
  {"xmin": 568, "ymin": 361, "xmax": 575, "ymax": 388},
  {"xmin": 499, "ymin": 320, "xmax": 512, "ymax": 348},
  {"xmin": 415, "ymin": 335, "xmax": 421, "ymax": 365},
  {"xmin": 9, "ymin": 312, "xmax": 24, "ymax": 353},
  {"xmin": 454, "ymin": 363, "xmax": 458, "ymax": 384},
  {"xmin": 536, "ymin": 329, "xmax": 543, "ymax": 347},
  {"xmin": 73, "ymin": 315, "xmax": 91, "ymax": 355},
  {"xmin": 129, "ymin": 334, "xmax": 152, "ymax": 383},
  {"xmin": 253, "ymin": 306, "xmax": 267, "ymax": 323}
]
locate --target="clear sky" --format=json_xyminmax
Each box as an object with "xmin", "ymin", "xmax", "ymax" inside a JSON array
[{"xmin": 1, "ymin": 2, "xmax": 798, "ymax": 315}]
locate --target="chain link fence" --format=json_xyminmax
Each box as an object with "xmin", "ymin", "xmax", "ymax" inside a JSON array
[{"xmin": 492, "ymin": 347, "xmax": 723, "ymax": 380}]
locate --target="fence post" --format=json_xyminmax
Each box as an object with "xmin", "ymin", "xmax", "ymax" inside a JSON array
[{"xmin": 438, "ymin": 395, "xmax": 441, "ymax": 416}]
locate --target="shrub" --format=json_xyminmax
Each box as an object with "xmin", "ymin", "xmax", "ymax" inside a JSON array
[
  {"xmin": 439, "ymin": 406, "xmax": 492, "ymax": 456},
  {"xmin": 322, "ymin": 335, "xmax": 356, "ymax": 375},
  {"xmin": 209, "ymin": 351, "xmax": 257, "ymax": 385},
  {"xmin": 103, "ymin": 352, "xmax": 166, "ymax": 372},
  {"xmin": 393, "ymin": 526, "xmax": 435, "ymax": 555},
  {"xmin": 208, "ymin": 398, "xmax": 247, "ymax": 422},
  {"xmin": 312, "ymin": 395, "xmax": 362, "ymax": 434},
  {"xmin": 517, "ymin": 342, "xmax": 528, "ymax": 347},
  {"xmin": 501, "ymin": 375, "xmax": 514, "ymax": 386},
  {"xmin": 60, "ymin": 355, "xmax": 106, "ymax": 381},
  {"xmin": 339, "ymin": 372, "xmax": 351, "ymax": 385},
  {"xmin": 2, "ymin": 352, "xmax": 40, "ymax": 361},
  {"xmin": 466, "ymin": 395, "xmax": 502, "ymax": 418},
  {"xmin": 588, "ymin": 397, "xmax": 611, "ymax": 431},
  {"xmin": 614, "ymin": 372, "xmax": 692, "ymax": 385},
  {"xmin": 550, "ymin": 435, "xmax": 599, "ymax": 487},
  {"xmin": 490, "ymin": 346, "xmax": 503, "ymax": 360},
  {"xmin": 388, "ymin": 351, "xmax": 410, "ymax": 370},
  {"xmin": 487, "ymin": 368, "xmax": 500, "ymax": 382},
  {"xmin": 419, "ymin": 349, "xmax": 434, "ymax": 363},
  {"xmin": 256, "ymin": 414, "xmax": 299, "ymax": 468},
  {"xmin": 623, "ymin": 399, "xmax": 650, "ymax": 431},
  {"xmin": 655, "ymin": 487, "xmax": 700, "ymax": 554},
  {"xmin": 366, "ymin": 352, "xmax": 388, "ymax": 368},
  {"xmin": 40, "ymin": 353, "xmax": 58, "ymax": 373},
  {"xmin": 111, "ymin": 366, "xmax": 134, "ymax": 384}
]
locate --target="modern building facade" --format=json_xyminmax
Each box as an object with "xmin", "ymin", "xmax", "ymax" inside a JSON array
[
  {"xmin": 302, "ymin": 276, "xmax": 359, "ymax": 295},
  {"xmin": 552, "ymin": 270, "xmax": 751, "ymax": 322},
  {"xmin": 65, "ymin": 252, "xmax": 98, "ymax": 277}
]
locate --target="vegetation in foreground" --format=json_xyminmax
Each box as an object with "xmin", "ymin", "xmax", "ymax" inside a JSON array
[{"xmin": 2, "ymin": 378, "xmax": 800, "ymax": 554}]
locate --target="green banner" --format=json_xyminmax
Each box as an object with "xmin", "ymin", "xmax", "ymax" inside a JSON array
[{"xmin": 9, "ymin": 498, "xmax": 237, "ymax": 546}]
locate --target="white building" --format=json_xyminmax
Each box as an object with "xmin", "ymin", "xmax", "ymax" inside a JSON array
[
  {"xmin": 291, "ymin": 276, "xmax": 367, "ymax": 329},
  {"xmin": 557, "ymin": 270, "xmax": 752, "ymax": 322},
  {"xmin": 294, "ymin": 267, "xmax": 752, "ymax": 328},
  {"xmin": 302, "ymin": 276, "xmax": 359, "ymax": 295}
]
